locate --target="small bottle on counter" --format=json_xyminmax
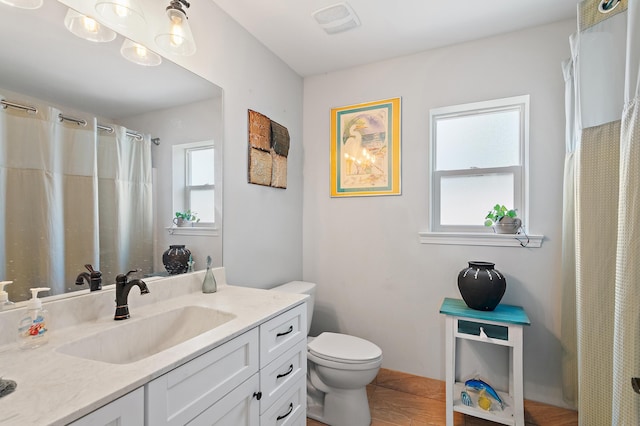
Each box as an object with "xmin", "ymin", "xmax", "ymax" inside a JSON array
[
  {"xmin": 0, "ymin": 281, "xmax": 14, "ymax": 310},
  {"xmin": 18, "ymin": 287, "xmax": 50, "ymax": 349},
  {"xmin": 202, "ymin": 256, "xmax": 217, "ymax": 294}
]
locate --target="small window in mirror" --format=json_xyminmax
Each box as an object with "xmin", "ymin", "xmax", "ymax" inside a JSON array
[{"xmin": 173, "ymin": 141, "xmax": 215, "ymax": 224}]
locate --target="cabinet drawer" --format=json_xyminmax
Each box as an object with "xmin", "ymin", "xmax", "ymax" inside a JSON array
[
  {"xmin": 146, "ymin": 327, "xmax": 259, "ymax": 426},
  {"xmin": 260, "ymin": 337, "xmax": 307, "ymax": 413},
  {"xmin": 457, "ymin": 319, "xmax": 508, "ymax": 341},
  {"xmin": 260, "ymin": 304, "xmax": 306, "ymax": 367},
  {"xmin": 261, "ymin": 376, "xmax": 306, "ymax": 426}
]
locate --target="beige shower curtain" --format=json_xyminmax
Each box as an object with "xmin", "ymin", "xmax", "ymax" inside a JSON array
[
  {"xmin": 0, "ymin": 92, "xmax": 153, "ymax": 302},
  {"xmin": 97, "ymin": 126, "xmax": 154, "ymax": 285},
  {"xmin": 562, "ymin": 0, "xmax": 640, "ymax": 423},
  {"xmin": 0, "ymin": 100, "xmax": 98, "ymax": 301}
]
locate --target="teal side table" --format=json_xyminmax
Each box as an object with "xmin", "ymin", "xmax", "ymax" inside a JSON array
[{"xmin": 440, "ymin": 298, "xmax": 530, "ymax": 426}]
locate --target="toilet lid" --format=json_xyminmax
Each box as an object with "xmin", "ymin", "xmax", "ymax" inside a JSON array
[{"xmin": 308, "ymin": 332, "xmax": 382, "ymax": 364}]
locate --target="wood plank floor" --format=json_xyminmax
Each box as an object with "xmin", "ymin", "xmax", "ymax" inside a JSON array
[{"xmin": 306, "ymin": 369, "xmax": 578, "ymax": 426}]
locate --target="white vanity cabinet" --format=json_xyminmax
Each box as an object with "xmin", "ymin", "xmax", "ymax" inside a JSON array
[
  {"xmin": 68, "ymin": 387, "xmax": 144, "ymax": 426},
  {"xmin": 145, "ymin": 303, "xmax": 307, "ymax": 426},
  {"xmin": 258, "ymin": 304, "xmax": 307, "ymax": 425}
]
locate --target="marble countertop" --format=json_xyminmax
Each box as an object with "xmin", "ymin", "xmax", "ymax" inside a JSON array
[{"xmin": 0, "ymin": 270, "xmax": 305, "ymax": 425}]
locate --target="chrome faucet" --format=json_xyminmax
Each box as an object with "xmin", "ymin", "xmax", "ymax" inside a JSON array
[
  {"xmin": 114, "ymin": 269, "xmax": 149, "ymax": 320},
  {"xmin": 75, "ymin": 264, "xmax": 102, "ymax": 291}
]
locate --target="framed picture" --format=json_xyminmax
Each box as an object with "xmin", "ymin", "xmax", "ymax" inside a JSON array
[{"xmin": 330, "ymin": 97, "xmax": 401, "ymax": 197}]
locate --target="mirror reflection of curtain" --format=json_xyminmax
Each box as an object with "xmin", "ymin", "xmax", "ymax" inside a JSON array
[
  {"xmin": 562, "ymin": 1, "xmax": 640, "ymax": 423},
  {"xmin": 0, "ymin": 94, "xmax": 153, "ymax": 302},
  {"xmin": 0, "ymin": 101, "xmax": 99, "ymax": 301},
  {"xmin": 97, "ymin": 126, "xmax": 153, "ymax": 286}
]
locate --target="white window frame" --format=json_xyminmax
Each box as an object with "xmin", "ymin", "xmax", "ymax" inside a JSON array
[
  {"xmin": 184, "ymin": 145, "xmax": 215, "ymax": 221},
  {"xmin": 429, "ymin": 95, "xmax": 530, "ymax": 234}
]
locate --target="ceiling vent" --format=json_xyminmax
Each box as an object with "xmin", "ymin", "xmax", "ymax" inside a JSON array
[{"xmin": 312, "ymin": 2, "xmax": 360, "ymax": 35}]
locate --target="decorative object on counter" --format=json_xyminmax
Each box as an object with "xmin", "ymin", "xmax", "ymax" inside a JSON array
[
  {"xmin": 202, "ymin": 255, "xmax": 217, "ymax": 294},
  {"xmin": 0, "ymin": 378, "xmax": 17, "ymax": 398},
  {"xmin": 114, "ymin": 269, "xmax": 149, "ymax": 320},
  {"xmin": 162, "ymin": 245, "xmax": 191, "ymax": 274},
  {"xmin": 484, "ymin": 204, "xmax": 522, "ymax": 234},
  {"xmin": 18, "ymin": 287, "xmax": 50, "ymax": 349},
  {"xmin": 464, "ymin": 378, "xmax": 504, "ymax": 409},
  {"xmin": 75, "ymin": 264, "xmax": 102, "ymax": 291},
  {"xmin": 457, "ymin": 261, "xmax": 506, "ymax": 311},
  {"xmin": 248, "ymin": 109, "xmax": 290, "ymax": 189},
  {"xmin": 461, "ymin": 390, "xmax": 472, "ymax": 407},
  {"xmin": 330, "ymin": 97, "xmax": 402, "ymax": 197},
  {"xmin": 173, "ymin": 210, "xmax": 199, "ymax": 227},
  {"xmin": 0, "ymin": 281, "xmax": 14, "ymax": 309}
]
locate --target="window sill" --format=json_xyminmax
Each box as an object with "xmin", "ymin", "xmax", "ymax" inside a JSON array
[
  {"xmin": 418, "ymin": 231, "xmax": 543, "ymax": 247},
  {"xmin": 166, "ymin": 226, "xmax": 219, "ymax": 237}
]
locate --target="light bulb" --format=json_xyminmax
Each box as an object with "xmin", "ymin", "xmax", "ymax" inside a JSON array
[
  {"xmin": 83, "ymin": 16, "xmax": 99, "ymax": 34},
  {"xmin": 95, "ymin": 0, "xmax": 145, "ymax": 29},
  {"xmin": 120, "ymin": 39, "xmax": 162, "ymax": 66},
  {"xmin": 170, "ymin": 16, "xmax": 185, "ymax": 47},
  {"xmin": 64, "ymin": 8, "xmax": 116, "ymax": 43},
  {"xmin": 155, "ymin": 5, "xmax": 196, "ymax": 56},
  {"xmin": 114, "ymin": 5, "xmax": 129, "ymax": 17}
]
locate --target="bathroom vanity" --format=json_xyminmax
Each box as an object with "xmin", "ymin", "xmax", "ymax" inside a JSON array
[{"xmin": 0, "ymin": 269, "xmax": 307, "ymax": 425}]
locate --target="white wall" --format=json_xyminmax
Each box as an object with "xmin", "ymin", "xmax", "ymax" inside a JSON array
[{"xmin": 302, "ymin": 19, "xmax": 575, "ymax": 407}]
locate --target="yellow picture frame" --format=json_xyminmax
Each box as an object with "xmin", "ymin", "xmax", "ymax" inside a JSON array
[{"xmin": 330, "ymin": 97, "xmax": 401, "ymax": 197}]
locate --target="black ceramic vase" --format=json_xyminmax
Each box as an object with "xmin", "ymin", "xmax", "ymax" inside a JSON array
[
  {"xmin": 457, "ymin": 261, "xmax": 506, "ymax": 311},
  {"xmin": 162, "ymin": 245, "xmax": 191, "ymax": 275}
]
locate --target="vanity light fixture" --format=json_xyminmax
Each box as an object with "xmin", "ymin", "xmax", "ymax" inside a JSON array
[
  {"xmin": 0, "ymin": 0, "xmax": 43, "ymax": 9},
  {"xmin": 64, "ymin": 8, "xmax": 117, "ymax": 43},
  {"xmin": 155, "ymin": 0, "xmax": 196, "ymax": 56},
  {"xmin": 95, "ymin": 0, "xmax": 146, "ymax": 30},
  {"xmin": 120, "ymin": 39, "xmax": 162, "ymax": 67}
]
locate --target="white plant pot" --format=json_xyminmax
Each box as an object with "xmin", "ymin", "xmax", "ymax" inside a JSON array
[{"xmin": 493, "ymin": 217, "xmax": 522, "ymax": 234}]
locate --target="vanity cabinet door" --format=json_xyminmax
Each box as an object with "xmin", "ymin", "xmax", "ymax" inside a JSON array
[
  {"xmin": 68, "ymin": 387, "xmax": 143, "ymax": 426},
  {"xmin": 146, "ymin": 327, "xmax": 259, "ymax": 426},
  {"xmin": 187, "ymin": 373, "xmax": 260, "ymax": 426}
]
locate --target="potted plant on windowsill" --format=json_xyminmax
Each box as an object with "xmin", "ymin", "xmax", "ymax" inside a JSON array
[
  {"xmin": 484, "ymin": 204, "xmax": 522, "ymax": 234},
  {"xmin": 173, "ymin": 210, "xmax": 200, "ymax": 227}
]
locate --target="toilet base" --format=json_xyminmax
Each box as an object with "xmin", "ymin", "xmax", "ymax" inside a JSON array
[{"xmin": 307, "ymin": 381, "xmax": 371, "ymax": 426}]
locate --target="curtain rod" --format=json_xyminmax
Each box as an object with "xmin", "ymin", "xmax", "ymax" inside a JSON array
[{"xmin": 1, "ymin": 98, "xmax": 153, "ymax": 143}]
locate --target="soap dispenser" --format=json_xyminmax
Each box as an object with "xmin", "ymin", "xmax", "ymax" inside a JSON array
[
  {"xmin": 0, "ymin": 281, "xmax": 14, "ymax": 310},
  {"xmin": 18, "ymin": 287, "xmax": 50, "ymax": 349}
]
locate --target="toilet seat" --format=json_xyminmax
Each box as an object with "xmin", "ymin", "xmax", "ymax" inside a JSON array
[{"xmin": 308, "ymin": 332, "xmax": 382, "ymax": 364}]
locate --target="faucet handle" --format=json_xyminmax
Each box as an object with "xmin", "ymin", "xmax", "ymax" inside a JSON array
[
  {"xmin": 84, "ymin": 264, "xmax": 95, "ymax": 273},
  {"xmin": 116, "ymin": 269, "xmax": 141, "ymax": 283}
]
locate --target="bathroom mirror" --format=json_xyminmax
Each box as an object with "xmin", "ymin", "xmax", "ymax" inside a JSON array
[{"xmin": 0, "ymin": 1, "xmax": 223, "ymax": 303}]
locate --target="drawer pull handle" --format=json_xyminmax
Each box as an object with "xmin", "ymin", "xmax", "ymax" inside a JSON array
[
  {"xmin": 253, "ymin": 391, "xmax": 262, "ymax": 400},
  {"xmin": 277, "ymin": 364, "xmax": 294, "ymax": 379},
  {"xmin": 479, "ymin": 327, "xmax": 488, "ymax": 339},
  {"xmin": 276, "ymin": 325, "xmax": 294, "ymax": 337},
  {"xmin": 276, "ymin": 403, "xmax": 293, "ymax": 421}
]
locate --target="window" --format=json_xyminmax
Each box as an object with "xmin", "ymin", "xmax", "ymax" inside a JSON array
[
  {"xmin": 430, "ymin": 95, "xmax": 529, "ymax": 233},
  {"xmin": 172, "ymin": 141, "xmax": 215, "ymax": 225},
  {"xmin": 185, "ymin": 146, "xmax": 215, "ymax": 223}
]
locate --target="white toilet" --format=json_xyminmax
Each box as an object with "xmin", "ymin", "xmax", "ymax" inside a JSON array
[{"xmin": 272, "ymin": 281, "xmax": 383, "ymax": 426}]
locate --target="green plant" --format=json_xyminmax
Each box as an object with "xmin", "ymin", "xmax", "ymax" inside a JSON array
[
  {"xmin": 484, "ymin": 204, "xmax": 517, "ymax": 227},
  {"xmin": 175, "ymin": 210, "xmax": 200, "ymax": 222}
]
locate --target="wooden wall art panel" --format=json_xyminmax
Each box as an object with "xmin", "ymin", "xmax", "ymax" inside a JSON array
[{"xmin": 247, "ymin": 109, "xmax": 290, "ymax": 189}]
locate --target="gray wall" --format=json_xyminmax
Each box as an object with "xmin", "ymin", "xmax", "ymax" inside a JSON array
[{"xmin": 302, "ymin": 19, "xmax": 575, "ymax": 407}]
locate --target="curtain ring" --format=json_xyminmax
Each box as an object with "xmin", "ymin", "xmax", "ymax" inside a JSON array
[{"xmin": 599, "ymin": 0, "xmax": 621, "ymax": 13}]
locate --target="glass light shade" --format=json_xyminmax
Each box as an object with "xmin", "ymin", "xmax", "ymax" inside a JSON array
[
  {"xmin": 64, "ymin": 9, "xmax": 116, "ymax": 43},
  {"xmin": 0, "ymin": 0, "xmax": 43, "ymax": 9},
  {"xmin": 120, "ymin": 39, "xmax": 162, "ymax": 66},
  {"xmin": 95, "ymin": 0, "xmax": 146, "ymax": 30},
  {"xmin": 155, "ymin": 8, "xmax": 196, "ymax": 56}
]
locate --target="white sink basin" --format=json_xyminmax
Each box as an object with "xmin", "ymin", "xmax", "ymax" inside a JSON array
[{"xmin": 56, "ymin": 306, "xmax": 235, "ymax": 364}]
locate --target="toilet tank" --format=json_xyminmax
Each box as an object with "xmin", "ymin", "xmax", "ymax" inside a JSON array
[{"xmin": 271, "ymin": 281, "xmax": 316, "ymax": 335}]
